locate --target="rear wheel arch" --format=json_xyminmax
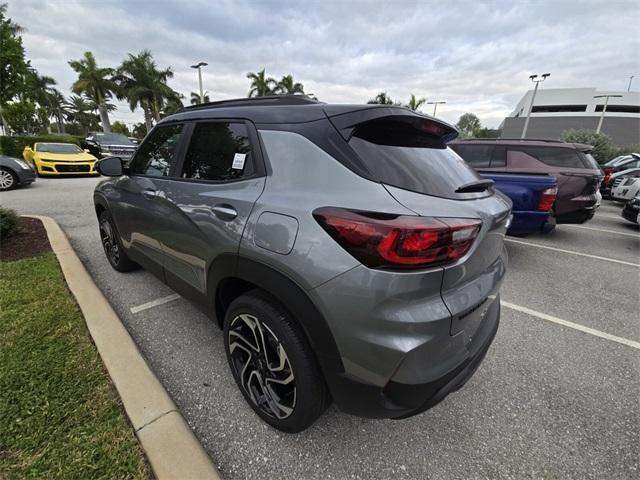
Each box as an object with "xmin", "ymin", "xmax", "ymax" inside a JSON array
[{"xmin": 209, "ymin": 256, "xmax": 344, "ymax": 379}]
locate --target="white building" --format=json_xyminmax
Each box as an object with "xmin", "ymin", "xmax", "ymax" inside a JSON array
[{"xmin": 500, "ymin": 88, "xmax": 640, "ymax": 146}]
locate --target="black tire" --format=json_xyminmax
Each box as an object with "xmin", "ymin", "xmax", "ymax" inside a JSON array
[
  {"xmin": 98, "ymin": 211, "xmax": 138, "ymax": 272},
  {"xmin": 0, "ymin": 167, "xmax": 17, "ymax": 191},
  {"xmin": 223, "ymin": 290, "xmax": 330, "ymax": 433}
]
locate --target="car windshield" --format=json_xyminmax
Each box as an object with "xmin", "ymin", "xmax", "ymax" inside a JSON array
[
  {"xmin": 36, "ymin": 143, "xmax": 82, "ymax": 154},
  {"xmin": 95, "ymin": 133, "xmax": 133, "ymax": 145}
]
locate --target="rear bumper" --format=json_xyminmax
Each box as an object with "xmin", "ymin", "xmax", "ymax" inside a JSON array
[
  {"xmin": 323, "ymin": 297, "xmax": 501, "ymax": 419},
  {"xmin": 555, "ymin": 207, "xmax": 596, "ymax": 224},
  {"xmin": 507, "ymin": 210, "xmax": 555, "ymax": 236}
]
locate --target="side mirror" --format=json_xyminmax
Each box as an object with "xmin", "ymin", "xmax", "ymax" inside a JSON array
[{"xmin": 96, "ymin": 156, "xmax": 123, "ymax": 176}]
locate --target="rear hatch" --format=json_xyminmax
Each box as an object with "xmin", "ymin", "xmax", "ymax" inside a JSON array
[{"xmin": 326, "ymin": 108, "xmax": 511, "ymax": 339}]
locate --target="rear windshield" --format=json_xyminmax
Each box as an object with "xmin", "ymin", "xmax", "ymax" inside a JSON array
[{"xmin": 348, "ymin": 119, "xmax": 484, "ymax": 199}]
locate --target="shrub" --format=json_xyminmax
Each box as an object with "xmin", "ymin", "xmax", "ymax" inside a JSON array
[
  {"xmin": 0, "ymin": 206, "xmax": 20, "ymax": 241},
  {"xmin": 0, "ymin": 134, "xmax": 84, "ymax": 158},
  {"xmin": 560, "ymin": 129, "xmax": 618, "ymax": 164}
]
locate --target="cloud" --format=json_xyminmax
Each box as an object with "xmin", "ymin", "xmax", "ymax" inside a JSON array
[{"xmin": 8, "ymin": 0, "xmax": 640, "ymax": 127}]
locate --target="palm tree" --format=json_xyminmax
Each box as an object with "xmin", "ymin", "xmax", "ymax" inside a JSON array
[
  {"xmin": 162, "ymin": 93, "xmax": 184, "ymax": 117},
  {"xmin": 64, "ymin": 95, "xmax": 100, "ymax": 133},
  {"xmin": 0, "ymin": 2, "xmax": 24, "ymax": 34},
  {"xmin": 406, "ymin": 94, "xmax": 426, "ymax": 112},
  {"xmin": 190, "ymin": 91, "xmax": 210, "ymax": 105},
  {"xmin": 114, "ymin": 50, "xmax": 178, "ymax": 131},
  {"xmin": 276, "ymin": 75, "xmax": 304, "ymax": 95},
  {"xmin": 367, "ymin": 92, "xmax": 397, "ymax": 105},
  {"xmin": 68, "ymin": 51, "xmax": 116, "ymax": 132},
  {"xmin": 246, "ymin": 68, "xmax": 276, "ymax": 97},
  {"xmin": 47, "ymin": 88, "xmax": 69, "ymax": 134}
]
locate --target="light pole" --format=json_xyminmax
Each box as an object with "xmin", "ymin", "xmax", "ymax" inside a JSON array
[
  {"xmin": 521, "ymin": 73, "xmax": 550, "ymax": 139},
  {"xmin": 594, "ymin": 94, "xmax": 623, "ymax": 133},
  {"xmin": 628, "ymin": 75, "xmax": 635, "ymax": 92},
  {"xmin": 427, "ymin": 100, "xmax": 446, "ymax": 116},
  {"xmin": 190, "ymin": 62, "xmax": 208, "ymax": 104}
]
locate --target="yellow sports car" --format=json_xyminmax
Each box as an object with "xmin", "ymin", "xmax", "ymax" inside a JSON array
[{"xmin": 23, "ymin": 142, "xmax": 98, "ymax": 176}]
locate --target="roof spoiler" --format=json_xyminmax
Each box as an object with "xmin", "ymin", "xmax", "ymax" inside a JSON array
[{"xmin": 325, "ymin": 106, "xmax": 459, "ymax": 144}]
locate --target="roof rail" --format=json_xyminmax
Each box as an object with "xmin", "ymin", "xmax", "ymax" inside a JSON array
[
  {"xmin": 181, "ymin": 95, "xmax": 322, "ymax": 112},
  {"xmin": 455, "ymin": 138, "xmax": 565, "ymax": 143}
]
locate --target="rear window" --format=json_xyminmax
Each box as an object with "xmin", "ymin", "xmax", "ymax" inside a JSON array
[
  {"xmin": 348, "ymin": 119, "xmax": 484, "ymax": 199},
  {"xmin": 507, "ymin": 146, "xmax": 590, "ymax": 168}
]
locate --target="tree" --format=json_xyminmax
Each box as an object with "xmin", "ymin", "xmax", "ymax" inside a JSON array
[
  {"xmin": 276, "ymin": 74, "xmax": 304, "ymax": 95},
  {"xmin": 367, "ymin": 92, "xmax": 397, "ymax": 105},
  {"xmin": 406, "ymin": 93, "xmax": 426, "ymax": 111},
  {"xmin": 560, "ymin": 129, "xmax": 618, "ymax": 164},
  {"xmin": 0, "ymin": 2, "xmax": 29, "ymax": 132},
  {"xmin": 3, "ymin": 101, "xmax": 40, "ymax": 134},
  {"xmin": 473, "ymin": 127, "xmax": 500, "ymax": 139},
  {"xmin": 246, "ymin": 68, "xmax": 276, "ymax": 97},
  {"xmin": 456, "ymin": 113, "xmax": 482, "ymax": 138},
  {"xmin": 162, "ymin": 93, "xmax": 184, "ymax": 117},
  {"xmin": 111, "ymin": 121, "xmax": 130, "ymax": 136},
  {"xmin": 68, "ymin": 51, "xmax": 116, "ymax": 132},
  {"xmin": 47, "ymin": 89, "xmax": 68, "ymax": 134},
  {"xmin": 64, "ymin": 95, "xmax": 100, "ymax": 134},
  {"xmin": 114, "ymin": 50, "xmax": 179, "ymax": 131},
  {"xmin": 190, "ymin": 91, "xmax": 210, "ymax": 105},
  {"xmin": 131, "ymin": 122, "xmax": 147, "ymax": 139}
]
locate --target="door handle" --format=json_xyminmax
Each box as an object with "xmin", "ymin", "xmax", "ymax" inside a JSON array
[
  {"xmin": 211, "ymin": 204, "xmax": 238, "ymax": 220},
  {"xmin": 141, "ymin": 189, "xmax": 157, "ymax": 200}
]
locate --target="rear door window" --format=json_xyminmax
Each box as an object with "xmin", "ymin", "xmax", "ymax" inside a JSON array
[
  {"xmin": 506, "ymin": 146, "xmax": 586, "ymax": 168},
  {"xmin": 180, "ymin": 122, "xmax": 254, "ymax": 182},
  {"xmin": 348, "ymin": 119, "xmax": 484, "ymax": 199}
]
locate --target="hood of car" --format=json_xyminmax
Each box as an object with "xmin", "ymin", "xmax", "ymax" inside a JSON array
[{"xmin": 35, "ymin": 152, "xmax": 96, "ymax": 162}]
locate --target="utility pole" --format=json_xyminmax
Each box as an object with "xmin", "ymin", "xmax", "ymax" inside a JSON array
[
  {"xmin": 521, "ymin": 73, "xmax": 550, "ymax": 139},
  {"xmin": 190, "ymin": 62, "xmax": 208, "ymax": 104},
  {"xmin": 594, "ymin": 94, "xmax": 623, "ymax": 133},
  {"xmin": 426, "ymin": 100, "xmax": 446, "ymax": 116}
]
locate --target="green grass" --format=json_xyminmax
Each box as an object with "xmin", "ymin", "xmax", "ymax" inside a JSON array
[{"xmin": 0, "ymin": 254, "xmax": 150, "ymax": 480}]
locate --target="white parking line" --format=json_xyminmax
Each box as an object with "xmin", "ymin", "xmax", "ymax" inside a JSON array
[
  {"xmin": 504, "ymin": 238, "xmax": 640, "ymax": 267},
  {"xmin": 502, "ymin": 301, "xmax": 640, "ymax": 350},
  {"xmin": 595, "ymin": 213, "xmax": 626, "ymax": 220},
  {"xmin": 130, "ymin": 294, "xmax": 181, "ymax": 314},
  {"xmin": 562, "ymin": 224, "xmax": 640, "ymax": 238}
]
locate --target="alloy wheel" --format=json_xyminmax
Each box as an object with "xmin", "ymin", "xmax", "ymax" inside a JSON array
[
  {"xmin": 99, "ymin": 218, "xmax": 120, "ymax": 265},
  {"xmin": 0, "ymin": 170, "xmax": 14, "ymax": 189},
  {"xmin": 228, "ymin": 313, "xmax": 296, "ymax": 419}
]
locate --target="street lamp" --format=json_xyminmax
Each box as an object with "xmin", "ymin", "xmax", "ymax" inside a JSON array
[
  {"xmin": 426, "ymin": 100, "xmax": 446, "ymax": 116},
  {"xmin": 593, "ymin": 94, "xmax": 623, "ymax": 133},
  {"xmin": 628, "ymin": 75, "xmax": 635, "ymax": 92},
  {"xmin": 521, "ymin": 73, "xmax": 550, "ymax": 139},
  {"xmin": 190, "ymin": 62, "xmax": 208, "ymax": 104}
]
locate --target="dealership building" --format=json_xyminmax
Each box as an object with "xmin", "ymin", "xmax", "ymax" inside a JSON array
[{"xmin": 500, "ymin": 88, "xmax": 640, "ymax": 146}]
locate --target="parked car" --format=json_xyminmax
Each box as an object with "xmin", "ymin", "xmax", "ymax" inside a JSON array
[
  {"xmin": 606, "ymin": 168, "xmax": 640, "ymax": 199},
  {"xmin": 22, "ymin": 142, "xmax": 98, "ymax": 176},
  {"xmin": 81, "ymin": 132, "xmax": 137, "ymax": 161},
  {"xmin": 611, "ymin": 174, "xmax": 640, "ymax": 202},
  {"xmin": 601, "ymin": 155, "xmax": 640, "ymax": 198},
  {"xmin": 450, "ymin": 139, "xmax": 602, "ymax": 224},
  {"xmin": 602, "ymin": 153, "xmax": 639, "ymax": 168},
  {"xmin": 479, "ymin": 173, "xmax": 557, "ymax": 235},
  {"xmin": 621, "ymin": 195, "xmax": 640, "ymax": 224},
  {"xmin": 94, "ymin": 96, "xmax": 511, "ymax": 432},
  {"xmin": 0, "ymin": 155, "xmax": 36, "ymax": 191}
]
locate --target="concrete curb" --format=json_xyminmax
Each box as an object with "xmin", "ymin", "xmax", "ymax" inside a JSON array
[{"xmin": 27, "ymin": 215, "xmax": 220, "ymax": 480}]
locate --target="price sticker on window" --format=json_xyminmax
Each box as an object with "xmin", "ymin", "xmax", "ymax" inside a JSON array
[{"xmin": 232, "ymin": 153, "xmax": 246, "ymax": 170}]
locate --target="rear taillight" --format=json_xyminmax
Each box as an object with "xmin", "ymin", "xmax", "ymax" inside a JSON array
[
  {"xmin": 313, "ymin": 207, "xmax": 481, "ymax": 269},
  {"xmin": 603, "ymin": 174, "xmax": 611, "ymax": 186},
  {"xmin": 537, "ymin": 187, "xmax": 557, "ymax": 212}
]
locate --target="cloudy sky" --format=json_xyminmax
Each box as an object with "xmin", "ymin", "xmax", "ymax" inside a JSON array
[{"xmin": 8, "ymin": 0, "xmax": 640, "ymax": 128}]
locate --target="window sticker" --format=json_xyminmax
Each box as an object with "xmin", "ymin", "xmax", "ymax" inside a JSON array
[{"xmin": 232, "ymin": 153, "xmax": 246, "ymax": 170}]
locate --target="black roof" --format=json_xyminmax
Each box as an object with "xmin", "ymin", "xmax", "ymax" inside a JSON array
[{"xmin": 161, "ymin": 95, "xmax": 458, "ymax": 134}]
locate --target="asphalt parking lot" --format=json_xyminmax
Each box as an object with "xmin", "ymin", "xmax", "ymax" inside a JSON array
[{"xmin": 3, "ymin": 176, "xmax": 639, "ymax": 479}]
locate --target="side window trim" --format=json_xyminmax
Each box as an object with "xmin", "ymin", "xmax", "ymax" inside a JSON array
[
  {"xmin": 128, "ymin": 122, "xmax": 188, "ymax": 179},
  {"xmin": 171, "ymin": 118, "xmax": 266, "ymax": 185}
]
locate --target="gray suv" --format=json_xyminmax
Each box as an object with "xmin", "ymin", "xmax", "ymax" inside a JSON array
[{"xmin": 94, "ymin": 96, "xmax": 511, "ymax": 432}]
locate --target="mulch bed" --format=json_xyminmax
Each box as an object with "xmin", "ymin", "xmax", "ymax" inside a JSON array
[{"xmin": 0, "ymin": 217, "xmax": 52, "ymax": 262}]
